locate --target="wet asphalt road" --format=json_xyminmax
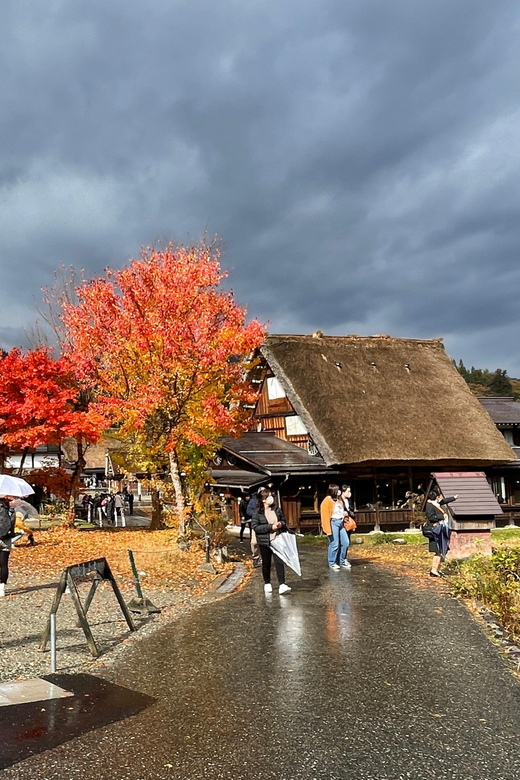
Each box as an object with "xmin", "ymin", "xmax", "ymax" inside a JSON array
[{"xmin": 3, "ymin": 545, "xmax": 520, "ymax": 780}]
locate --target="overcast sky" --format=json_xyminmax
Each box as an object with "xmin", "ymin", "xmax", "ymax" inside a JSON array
[{"xmin": 2, "ymin": 1, "xmax": 520, "ymax": 373}]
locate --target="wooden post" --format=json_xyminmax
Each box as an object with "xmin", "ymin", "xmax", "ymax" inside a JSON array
[
  {"xmin": 66, "ymin": 574, "xmax": 100, "ymax": 657},
  {"xmin": 373, "ymin": 469, "xmax": 381, "ymax": 532},
  {"xmin": 104, "ymin": 561, "xmax": 136, "ymax": 632},
  {"xmin": 40, "ymin": 557, "xmax": 135, "ymax": 659}
]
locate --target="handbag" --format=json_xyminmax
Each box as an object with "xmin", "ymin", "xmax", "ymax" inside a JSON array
[{"xmin": 344, "ymin": 516, "xmax": 356, "ymax": 532}]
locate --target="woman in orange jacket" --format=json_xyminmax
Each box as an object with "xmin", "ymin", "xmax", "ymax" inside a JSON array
[{"xmin": 320, "ymin": 484, "xmax": 349, "ymax": 571}]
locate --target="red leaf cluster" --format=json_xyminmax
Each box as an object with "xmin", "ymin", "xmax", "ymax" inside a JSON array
[{"xmin": 0, "ymin": 347, "xmax": 106, "ymax": 451}]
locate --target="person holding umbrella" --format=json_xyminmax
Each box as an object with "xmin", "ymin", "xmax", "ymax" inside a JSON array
[
  {"xmin": 0, "ymin": 475, "xmax": 35, "ymax": 596},
  {"xmin": 0, "ymin": 493, "xmax": 17, "ymax": 597},
  {"xmin": 251, "ymin": 487, "xmax": 291, "ymax": 595}
]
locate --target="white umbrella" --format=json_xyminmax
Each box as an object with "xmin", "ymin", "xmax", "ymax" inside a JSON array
[
  {"xmin": 0, "ymin": 474, "xmax": 35, "ymax": 497},
  {"xmin": 270, "ymin": 532, "xmax": 301, "ymax": 577}
]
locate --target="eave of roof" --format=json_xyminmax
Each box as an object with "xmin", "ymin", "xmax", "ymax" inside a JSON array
[
  {"xmin": 220, "ymin": 432, "xmax": 329, "ymax": 475},
  {"xmin": 477, "ymin": 397, "xmax": 520, "ymax": 425},
  {"xmin": 211, "ymin": 470, "xmax": 267, "ymax": 489}
]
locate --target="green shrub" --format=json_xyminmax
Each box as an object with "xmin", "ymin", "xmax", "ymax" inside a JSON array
[{"xmin": 450, "ymin": 547, "xmax": 520, "ymax": 640}]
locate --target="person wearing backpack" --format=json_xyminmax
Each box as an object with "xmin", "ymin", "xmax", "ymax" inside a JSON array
[{"xmin": 0, "ymin": 494, "xmax": 17, "ymax": 597}]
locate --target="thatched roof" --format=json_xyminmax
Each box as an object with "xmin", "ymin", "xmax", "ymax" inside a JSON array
[
  {"xmin": 61, "ymin": 436, "xmax": 121, "ymax": 470},
  {"xmin": 261, "ymin": 334, "xmax": 516, "ymax": 468}
]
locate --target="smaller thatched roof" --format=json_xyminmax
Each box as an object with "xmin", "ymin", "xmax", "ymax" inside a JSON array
[
  {"xmin": 61, "ymin": 436, "xmax": 121, "ymax": 471},
  {"xmin": 261, "ymin": 334, "xmax": 516, "ymax": 468}
]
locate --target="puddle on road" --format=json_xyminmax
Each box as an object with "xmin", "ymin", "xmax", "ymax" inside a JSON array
[{"xmin": 0, "ymin": 673, "xmax": 155, "ymax": 771}]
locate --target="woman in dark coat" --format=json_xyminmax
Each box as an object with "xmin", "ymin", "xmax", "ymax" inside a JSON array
[
  {"xmin": 0, "ymin": 494, "xmax": 16, "ymax": 597},
  {"xmin": 251, "ymin": 487, "xmax": 291, "ymax": 595},
  {"xmin": 425, "ymin": 491, "xmax": 457, "ymax": 577}
]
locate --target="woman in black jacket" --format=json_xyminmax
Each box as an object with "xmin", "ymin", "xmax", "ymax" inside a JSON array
[
  {"xmin": 251, "ymin": 488, "xmax": 291, "ymax": 595},
  {"xmin": 0, "ymin": 495, "xmax": 16, "ymax": 597},
  {"xmin": 425, "ymin": 491, "xmax": 457, "ymax": 578}
]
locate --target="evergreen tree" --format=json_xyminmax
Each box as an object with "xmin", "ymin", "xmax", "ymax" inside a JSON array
[{"xmin": 488, "ymin": 369, "xmax": 513, "ymax": 397}]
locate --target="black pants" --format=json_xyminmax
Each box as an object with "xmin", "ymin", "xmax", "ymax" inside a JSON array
[
  {"xmin": 240, "ymin": 521, "xmax": 250, "ymax": 541},
  {"xmin": 259, "ymin": 545, "xmax": 285, "ymax": 585},
  {"xmin": 0, "ymin": 550, "xmax": 10, "ymax": 584}
]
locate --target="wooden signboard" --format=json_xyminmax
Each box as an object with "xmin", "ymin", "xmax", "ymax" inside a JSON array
[{"xmin": 40, "ymin": 558, "xmax": 135, "ymax": 658}]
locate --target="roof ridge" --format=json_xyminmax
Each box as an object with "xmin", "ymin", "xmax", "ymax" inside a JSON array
[{"xmin": 266, "ymin": 333, "xmax": 445, "ymax": 347}]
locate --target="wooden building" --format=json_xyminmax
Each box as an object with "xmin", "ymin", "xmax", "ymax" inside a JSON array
[
  {"xmin": 477, "ymin": 397, "xmax": 520, "ymax": 525},
  {"xmin": 214, "ymin": 333, "xmax": 516, "ymax": 532},
  {"xmin": 428, "ymin": 472, "xmax": 503, "ymax": 557},
  {"xmin": 212, "ymin": 431, "xmax": 338, "ymax": 530}
]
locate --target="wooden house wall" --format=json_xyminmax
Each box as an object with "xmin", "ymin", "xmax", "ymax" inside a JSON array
[
  {"xmin": 255, "ymin": 379, "xmax": 294, "ymax": 417},
  {"xmin": 254, "ymin": 378, "xmax": 310, "ymax": 450}
]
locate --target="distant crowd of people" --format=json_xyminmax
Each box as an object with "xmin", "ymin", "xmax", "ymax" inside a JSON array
[{"xmin": 81, "ymin": 484, "xmax": 135, "ymax": 527}]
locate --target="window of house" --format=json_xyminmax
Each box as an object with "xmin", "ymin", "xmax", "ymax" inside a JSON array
[
  {"xmin": 298, "ymin": 486, "xmax": 316, "ymax": 512},
  {"xmin": 285, "ymin": 415, "xmax": 308, "ymax": 437},
  {"xmin": 490, "ymin": 476, "xmax": 507, "ymax": 502},
  {"xmin": 502, "ymin": 429, "xmax": 514, "ymax": 445},
  {"xmin": 266, "ymin": 376, "xmax": 286, "ymax": 400}
]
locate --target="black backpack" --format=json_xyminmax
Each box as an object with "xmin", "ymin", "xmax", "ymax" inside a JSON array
[{"xmin": 0, "ymin": 503, "xmax": 15, "ymax": 540}]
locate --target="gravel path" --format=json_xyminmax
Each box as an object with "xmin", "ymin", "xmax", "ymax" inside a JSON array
[{"xmin": 0, "ymin": 568, "xmax": 220, "ymax": 684}]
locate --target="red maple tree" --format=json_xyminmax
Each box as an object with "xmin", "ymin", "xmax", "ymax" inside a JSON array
[
  {"xmin": 61, "ymin": 240, "xmax": 264, "ymax": 533},
  {"xmin": 0, "ymin": 347, "xmax": 108, "ymax": 515}
]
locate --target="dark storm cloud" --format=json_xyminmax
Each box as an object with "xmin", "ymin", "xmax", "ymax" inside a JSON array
[{"xmin": 1, "ymin": 0, "xmax": 520, "ymax": 372}]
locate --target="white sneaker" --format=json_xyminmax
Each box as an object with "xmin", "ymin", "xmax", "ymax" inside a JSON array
[
  {"xmin": 278, "ymin": 584, "xmax": 291, "ymax": 595},
  {"xmin": 0, "ymin": 583, "xmax": 5, "ymax": 597},
  {"xmin": 264, "ymin": 583, "xmax": 273, "ymax": 594},
  {"xmin": 329, "ymin": 564, "xmax": 340, "ymax": 571},
  {"xmin": 341, "ymin": 561, "xmax": 352, "ymax": 570}
]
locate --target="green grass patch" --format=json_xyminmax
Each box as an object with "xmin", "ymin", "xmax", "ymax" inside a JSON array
[
  {"xmin": 491, "ymin": 527, "xmax": 520, "ymax": 542},
  {"xmin": 298, "ymin": 531, "xmax": 427, "ymax": 547}
]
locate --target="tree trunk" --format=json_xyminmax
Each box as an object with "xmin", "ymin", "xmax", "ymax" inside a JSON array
[
  {"xmin": 169, "ymin": 451, "xmax": 186, "ymax": 537},
  {"xmin": 149, "ymin": 489, "xmax": 164, "ymax": 530},
  {"xmin": 66, "ymin": 437, "xmax": 86, "ymax": 527},
  {"xmin": 17, "ymin": 447, "xmax": 29, "ymax": 476},
  {"xmin": 0, "ymin": 444, "xmax": 8, "ymax": 472}
]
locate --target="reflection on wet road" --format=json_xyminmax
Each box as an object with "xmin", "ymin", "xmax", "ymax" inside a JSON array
[{"xmin": 3, "ymin": 545, "xmax": 520, "ymax": 779}]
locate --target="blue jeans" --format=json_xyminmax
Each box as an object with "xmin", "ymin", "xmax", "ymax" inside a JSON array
[{"xmin": 328, "ymin": 519, "xmax": 349, "ymax": 566}]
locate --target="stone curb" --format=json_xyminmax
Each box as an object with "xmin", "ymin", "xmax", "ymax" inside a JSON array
[{"xmin": 214, "ymin": 563, "xmax": 249, "ymax": 595}]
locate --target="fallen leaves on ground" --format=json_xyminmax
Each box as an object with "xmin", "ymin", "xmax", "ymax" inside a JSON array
[
  {"xmin": 352, "ymin": 543, "xmax": 446, "ymax": 590},
  {"xmin": 12, "ymin": 527, "xmax": 235, "ymax": 594}
]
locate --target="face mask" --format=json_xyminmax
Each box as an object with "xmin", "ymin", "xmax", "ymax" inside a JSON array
[{"xmin": 266, "ymin": 495, "xmax": 275, "ymax": 506}]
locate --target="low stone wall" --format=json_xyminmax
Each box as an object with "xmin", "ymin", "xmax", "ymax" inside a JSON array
[{"xmin": 449, "ymin": 529, "xmax": 492, "ymax": 558}]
